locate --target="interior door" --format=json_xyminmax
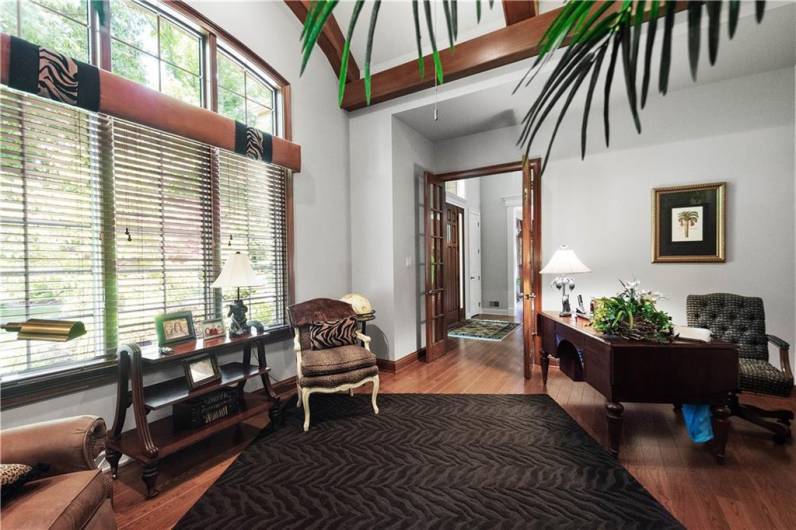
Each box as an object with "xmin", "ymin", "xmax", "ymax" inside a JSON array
[
  {"xmin": 467, "ymin": 211, "xmax": 482, "ymax": 317},
  {"xmin": 521, "ymin": 159, "xmax": 542, "ymax": 379},
  {"xmin": 444, "ymin": 203, "xmax": 463, "ymax": 328},
  {"xmin": 424, "ymin": 172, "xmax": 447, "ymax": 362}
]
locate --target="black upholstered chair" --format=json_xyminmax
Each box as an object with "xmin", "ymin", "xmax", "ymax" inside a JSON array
[{"xmin": 687, "ymin": 293, "xmax": 793, "ymax": 442}]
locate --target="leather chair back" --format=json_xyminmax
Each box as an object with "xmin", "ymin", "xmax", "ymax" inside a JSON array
[
  {"xmin": 288, "ymin": 298, "xmax": 356, "ymax": 350},
  {"xmin": 686, "ymin": 293, "xmax": 768, "ymax": 361}
]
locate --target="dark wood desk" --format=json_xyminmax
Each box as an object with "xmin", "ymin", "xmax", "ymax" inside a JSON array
[{"xmin": 537, "ymin": 311, "xmax": 738, "ymax": 463}]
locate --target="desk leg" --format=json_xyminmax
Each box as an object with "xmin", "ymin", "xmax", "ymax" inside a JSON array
[
  {"xmin": 711, "ymin": 402, "xmax": 731, "ymax": 464},
  {"xmin": 605, "ymin": 401, "xmax": 624, "ymax": 457},
  {"xmin": 541, "ymin": 349, "xmax": 550, "ymax": 386}
]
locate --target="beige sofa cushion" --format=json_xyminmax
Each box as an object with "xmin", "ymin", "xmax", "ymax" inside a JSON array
[{"xmin": 1, "ymin": 469, "xmax": 112, "ymax": 530}]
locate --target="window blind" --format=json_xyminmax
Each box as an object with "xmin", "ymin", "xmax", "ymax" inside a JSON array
[
  {"xmin": 218, "ymin": 151, "xmax": 288, "ymax": 328},
  {"xmin": 0, "ymin": 86, "xmax": 290, "ymax": 379},
  {"xmin": 0, "ymin": 88, "xmax": 107, "ymax": 376},
  {"xmin": 113, "ymin": 120, "xmax": 214, "ymax": 346}
]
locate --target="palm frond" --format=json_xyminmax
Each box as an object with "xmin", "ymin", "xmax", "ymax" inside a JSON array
[
  {"xmin": 728, "ymin": 0, "xmax": 741, "ymax": 37},
  {"xmin": 423, "ymin": 0, "xmax": 444, "ymax": 85},
  {"xmin": 603, "ymin": 31, "xmax": 621, "ymax": 147},
  {"xmin": 687, "ymin": 1, "xmax": 703, "ymax": 81},
  {"xmin": 338, "ymin": 0, "xmax": 365, "ymax": 106},
  {"xmin": 640, "ymin": 0, "xmax": 659, "ymax": 108},
  {"xmin": 412, "ymin": 0, "xmax": 425, "ymax": 80},
  {"xmin": 300, "ymin": 0, "xmax": 339, "ymax": 75},
  {"xmin": 364, "ymin": 0, "xmax": 382, "ymax": 105},
  {"xmin": 659, "ymin": 0, "xmax": 677, "ymax": 95},
  {"xmin": 706, "ymin": 1, "xmax": 722, "ymax": 65},
  {"xmin": 442, "ymin": 0, "xmax": 456, "ymax": 49}
]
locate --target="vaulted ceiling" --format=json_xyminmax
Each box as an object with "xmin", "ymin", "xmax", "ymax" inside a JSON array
[{"xmin": 285, "ymin": 1, "xmax": 566, "ymax": 109}]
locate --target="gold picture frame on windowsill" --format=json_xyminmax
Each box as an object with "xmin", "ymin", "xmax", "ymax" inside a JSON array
[{"xmin": 652, "ymin": 182, "xmax": 726, "ymax": 263}]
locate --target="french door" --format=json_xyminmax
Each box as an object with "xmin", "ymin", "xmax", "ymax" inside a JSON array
[
  {"xmin": 521, "ymin": 159, "xmax": 542, "ymax": 379},
  {"xmin": 425, "ymin": 160, "xmax": 542, "ymax": 376},
  {"xmin": 424, "ymin": 172, "xmax": 447, "ymax": 361}
]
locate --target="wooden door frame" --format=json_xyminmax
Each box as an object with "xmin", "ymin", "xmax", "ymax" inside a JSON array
[{"xmin": 430, "ymin": 160, "xmax": 542, "ymax": 378}]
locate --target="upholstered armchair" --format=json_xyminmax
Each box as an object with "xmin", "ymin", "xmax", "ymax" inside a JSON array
[
  {"xmin": 0, "ymin": 416, "xmax": 116, "ymax": 529},
  {"xmin": 687, "ymin": 293, "xmax": 793, "ymax": 442},
  {"xmin": 288, "ymin": 298, "xmax": 380, "ymax": 432}
]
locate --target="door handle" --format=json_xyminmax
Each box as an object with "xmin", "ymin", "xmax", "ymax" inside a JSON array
[
  {"xmin": 523, "ymin": 293, "xmax": 536, "ymax": 300},
  {"xmin": 470, "ymin": 276, "xmax": 475, "ymax": 279}
]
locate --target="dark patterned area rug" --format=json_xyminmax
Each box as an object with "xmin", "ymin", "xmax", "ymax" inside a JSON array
[
  {"xmin": 176, "ymin": 394, "xmax": 682, "ymax": 529},
  {"xmin": 448, "ymin": 318, "xmax": 520, "ymax": 341}
]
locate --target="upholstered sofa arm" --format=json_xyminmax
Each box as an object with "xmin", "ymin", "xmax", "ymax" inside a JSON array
[
  {"xmin": 0, "ymin": 416, "xmax": 107, "ymax": 477},
  {"xmin": 768, "ymin": 334, "xmax": 793, "ymax": 379}
]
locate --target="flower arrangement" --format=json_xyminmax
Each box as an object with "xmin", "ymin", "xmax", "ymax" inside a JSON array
[{"xmin": 592, "ymin": 280, "xmax": 674, "ymax": 343}]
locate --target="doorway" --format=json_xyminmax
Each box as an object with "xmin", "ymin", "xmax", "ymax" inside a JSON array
[{"xmin": 424, "ymin": 160, "xmax": 542, "ymax": 379}]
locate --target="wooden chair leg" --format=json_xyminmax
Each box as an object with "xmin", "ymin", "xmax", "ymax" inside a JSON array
[
  {"xmin": 301, "ymin": 388, "xmax": 311, "ymax": 432},
  {"xmin": 371, "ymin": 377, "xmax": 380, "ymax": 415}
]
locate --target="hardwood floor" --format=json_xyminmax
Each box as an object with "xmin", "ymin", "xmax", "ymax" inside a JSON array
[{"xmin": 113, "ymin": 323, "xmax": 796, "ymax": 529}]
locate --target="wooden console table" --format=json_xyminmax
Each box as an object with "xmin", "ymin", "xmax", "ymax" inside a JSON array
[
  {"xmin": 537, "ymin": 311, "xmax": 738, "ymax": 463},
  {"xmin": 106, "ymin": 331, "xmax": 280, "ymax": 498}
]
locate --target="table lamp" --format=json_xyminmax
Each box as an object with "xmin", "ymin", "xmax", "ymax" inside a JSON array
[
  {"xmin": 211, "ymin": 251, "xmax": 265, "ymax": 336},
  {"xmin": 540, "ymin": 245, "xmax": 591, "ymax": 316}
]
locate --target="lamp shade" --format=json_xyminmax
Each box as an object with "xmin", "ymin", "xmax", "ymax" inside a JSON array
[
  {"xmin": 211, "ymin": 251, "xmax": 264, "ymax": 288},
  {"xmin": 540, "ymin": 245, "xmax": 591, "ymax": 275}
]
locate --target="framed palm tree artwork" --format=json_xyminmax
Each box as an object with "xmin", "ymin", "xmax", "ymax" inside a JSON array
[{"xmin": 652, "ymin": 182, "xmax": 726, "ymax": 263}]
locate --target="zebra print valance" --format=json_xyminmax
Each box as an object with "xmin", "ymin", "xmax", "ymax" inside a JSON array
[{"xmin": 0, "ymin": 33, "xmax": 301, "ymax": 172}]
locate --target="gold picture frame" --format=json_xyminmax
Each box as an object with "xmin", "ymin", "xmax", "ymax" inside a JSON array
[{"xmin": 652, "ymin": 182, "xmax": 726, "ymax": 263}]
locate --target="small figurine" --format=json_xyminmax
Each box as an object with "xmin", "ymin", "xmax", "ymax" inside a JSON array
[{"xmin": 227, "ymin": 299, "xmax": 249, "ymax": 336}]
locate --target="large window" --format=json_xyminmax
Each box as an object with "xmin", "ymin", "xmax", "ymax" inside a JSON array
[
  {"xmin": 110, "ymin": 0, "xmax": 204, "ymax": 106},
  {"xmin": 0, "ymin": 86, "xmax": 290, "ymax": 379},
  {"xmin": 0, "ymin": 0, "xmax": 282, "ymax": 131},
  {"xmin": 217, "ymin": 48, "xmax": 276, "ymax": 134},
  {"xmin": 0, "ymin": 0, "xmax": 90, "ymax": 60},
  {"xmin": 0, "ymin": 1, "xmax": 290, "ymax": 386}
]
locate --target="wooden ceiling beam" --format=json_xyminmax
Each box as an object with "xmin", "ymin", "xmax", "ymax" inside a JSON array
[
  {"xmin": 502, "ymin": 1, "xmax": 538, "ymax": 26},
  {"xmin": 341, "ymin": 1, "xmax": 688, "ymax": 111},
  {"xmin": 283, "ymin": 0, "xmax": 360, "ymax": 82}
]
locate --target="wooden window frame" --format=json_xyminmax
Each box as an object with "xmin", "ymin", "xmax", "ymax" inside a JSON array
[{"xmin": 1, "ymin": 0, "xmax": 295, "ymax": 409}]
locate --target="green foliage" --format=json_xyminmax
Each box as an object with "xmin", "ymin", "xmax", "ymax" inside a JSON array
[
  {"xmin": 592, "ymin": 280, "xmax": 673, "ymax": 343},
  {"xmin": 300, "ymin": 0, "xmax": 767, "ymax": 173}
]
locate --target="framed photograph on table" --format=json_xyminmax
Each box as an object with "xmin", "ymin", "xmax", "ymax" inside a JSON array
[
  {"xmin": 652, "ymin": 182, "xmax": 726, "ymax": 263},
  {"xmin": 183, "ymin": 355, "xmax": 221, "ymax": 389},
  {"xmin": 155, "ymin": 311, "xmax": 196, "ymax": 346},
  {"xmin": 200, "ymin": 318, "xmax": 226, "ymax": 340}
]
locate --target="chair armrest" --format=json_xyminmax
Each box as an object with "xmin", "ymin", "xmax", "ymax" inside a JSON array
[
  {"xmin": 356, "ymin": 332, "xmax": 372, "ymax": 352},
  {"xmin": 768, "ymin": 334, "xmax": 793, "ymax": 380},
  {"xmin": 767, "ymin": 334, "xmax": 790, "ymax": 350},
  {"xmin": 0, "ymin": 416, "xmax": 106, "ymax": 477}
]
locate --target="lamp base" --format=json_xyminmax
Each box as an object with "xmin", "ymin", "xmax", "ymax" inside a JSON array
[
  {"xmin": 228, "ymin": 299, "xmax": 249, "ymax": 336},
  {"xmin": 559, "ymin": 283, "xmax": 573, "ymax": 317}
]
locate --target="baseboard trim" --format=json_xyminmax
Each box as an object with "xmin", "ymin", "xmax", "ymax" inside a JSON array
[
  {"xmin": 272, "ymin": 375, "xmax": 298, "ymax": 396},
  {"xmin": 479, "ymin": 309, "xmax": 511, "ymax": 316},
  {"xmin": 377, "ymin": 349, "xmax": 424, "ymax": 374}
]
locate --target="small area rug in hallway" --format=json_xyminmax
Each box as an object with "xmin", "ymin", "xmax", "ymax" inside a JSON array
[
  {"xmin": 448, "ymin": 318, "xmax": 520, "ymax": 341},
  {"xmin": 176, "ymin": 394, "xmax": 681, "ymax": 529}
]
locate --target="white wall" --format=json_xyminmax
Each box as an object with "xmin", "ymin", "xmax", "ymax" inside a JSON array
[
  {"xmin": 391, "ymin": 118, "xmax": 435, "ymax": 359},
  {"xmin": 434, "ymin": 67, "xmax": 796, "ymax": 371},
  {"xmin": 1, "ymin": 0, "xmax": 352, "ymax": 428},
  {"xmin": 478, "ymin": 172, "xmax": 523, "ymax": 313}
]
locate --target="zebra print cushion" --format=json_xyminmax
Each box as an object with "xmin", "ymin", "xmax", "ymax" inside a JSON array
[
  {"xmin": 309, "ymin": 317, "xmax": 358, "ymax": 350},
  {"xmin": 38, "ymin": 47, "xmax": 78, "ymax": 105}
]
